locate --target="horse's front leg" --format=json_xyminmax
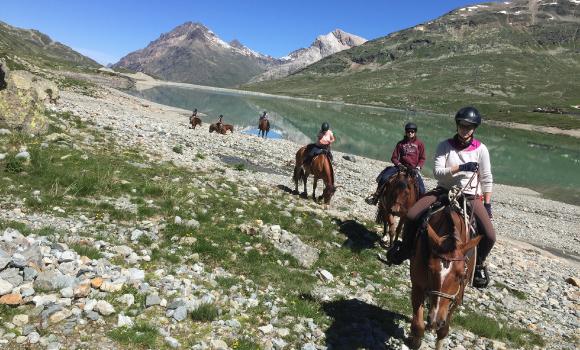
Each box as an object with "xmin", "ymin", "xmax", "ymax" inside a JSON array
[
  {"xmin": 436, "ymin": 303, "xmax": 456, "ymax": 349},
  {"xmin": 302, "ymin": 171, "xmax": 309, "ymax": 197},
  {"xmin": 312, "ymin": 177, "xmax": 318, "ymax": 201},
  {"xmin": 407, "ymin": 285, "xmax": 425, "ymax": 350}
]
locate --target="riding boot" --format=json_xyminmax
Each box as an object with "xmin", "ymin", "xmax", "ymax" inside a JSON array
[
  {"xmin": 365, "ymin": 185, "xmax": 381, "ymax": 205},
  {"xmin": 473, "ymin": 253, "xmax": 490, "ymax": 288},
  {"xmin": 386, "ymin": 220, "xmax": 417, "ymax": 265},
  {"xmin": 473, "ymin": 264, "xmax": 490, "ymax": 288}
]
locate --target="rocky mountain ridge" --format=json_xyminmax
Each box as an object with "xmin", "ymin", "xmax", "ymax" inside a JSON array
[
  {"xmin": 113, "ymin": 22, "xmax": 366, "ymax": 87},
  {"xmin": 250, "ymin": 29, "xmax": 367, "ymax": 82},
  {"xmin": 113, "ymin": 22, "xmax": 281, "ymax": 88},
  {"xmin": 0, "ymin": 21, "xmax": 99, "ymax": 70},
  {"xmin": 244, "ymin": 0, "xmax": 580, "ymax": 126}
]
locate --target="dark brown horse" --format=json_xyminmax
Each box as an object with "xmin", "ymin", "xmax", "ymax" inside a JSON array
[
  {"xmin": 376, "ymin": 170, "xmax": 419, "ymax": 247},
  {"xmin": 407, "ymin": 203, "xmax": 482, "ymax": 350},
  {"xmin": 258, "ymin": 119, "xmax": 270, "ymax": 138},
  {"xmin": 209, "ymin": 123, "xmax": 234, "ymax": 134},
  {"xmin": 292, "ymin": 145, "xmax": 337, "ymax": 205},
  {"xmin": 190, "ymin": 116, "xmax": 202, "ymax": 129}
]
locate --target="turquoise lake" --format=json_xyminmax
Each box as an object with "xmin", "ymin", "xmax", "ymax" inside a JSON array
[{"xmin": 129, "ymin": 86, "xmax": 580, "ymax": 205}]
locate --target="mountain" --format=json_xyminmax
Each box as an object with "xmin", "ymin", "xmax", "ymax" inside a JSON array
[
  {"xmin": 249, "ymin": 29, "xmax": 367, "ymax": 82},
  {"xmin": 0, "ymin": 20, "xmax": 100, "ymax": 70},
  {"xmin": 244, "ymin": 0, "xmax": 580, "ymax": 128},
  {"xmin": 113, "ymin": 22, "xmax": 282, "ymax": 88}
]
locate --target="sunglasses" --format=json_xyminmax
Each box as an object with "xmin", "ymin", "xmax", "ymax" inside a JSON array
[{"xmin": 405, "ymin": 130, "xmax": 416, "ymax": 133}]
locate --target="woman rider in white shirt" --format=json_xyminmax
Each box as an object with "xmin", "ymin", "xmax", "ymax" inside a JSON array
[{"xmin": 386, "ymin": 107, "xmax": 495, "ymax": 288}]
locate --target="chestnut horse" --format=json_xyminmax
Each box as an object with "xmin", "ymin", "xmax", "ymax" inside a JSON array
[
  {"xmin": 209, "ymin": 123, "xmax": 234, "ymax": 134},
  {"xmin": 376, "ymin": 169, "xmax": 419, "ymax": 247},
  {"xmin": 190, "ymin": 116, "xmax": 202, "ymax": 129},
  {"xmin": 258, "ymin": 119, "xmax": 270, "ymax": 138},
  {"xmin": 407, "ymin": 199, "xmax": 482, "ymax": 350},
  {"xmin": 292, "ymin": 145, "xmax": 337, "ymax": 205}
]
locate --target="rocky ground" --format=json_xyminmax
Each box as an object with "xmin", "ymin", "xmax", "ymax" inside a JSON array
[{"xmin": 0, "ymin": 85, "xmax": 578, "ymax": 350}]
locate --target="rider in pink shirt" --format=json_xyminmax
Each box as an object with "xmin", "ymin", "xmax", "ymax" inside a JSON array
[{"xmin": 305, "ymin": 122, "xmax": 335, "ymax": 163}]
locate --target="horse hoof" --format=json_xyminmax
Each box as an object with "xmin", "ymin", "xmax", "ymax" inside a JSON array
[{"xmin": 405, "ymin": 336, "xmax": 422, "ymax": 350}]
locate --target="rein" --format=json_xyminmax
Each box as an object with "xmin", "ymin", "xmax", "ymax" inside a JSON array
[{"xmin": 426, "ymin": 171, "xmax": 480, "ymax": 308}]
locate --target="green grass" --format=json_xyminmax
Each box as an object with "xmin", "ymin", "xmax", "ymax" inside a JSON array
[
  {"xmin": 494, "ymin": 282, "xmax": 527, "ymax": 300},
  {"xmin": 0, "ymin": 305, "xmax": 21, "ymax": 321},
  {"xmin": 172, "ymin": 145, "xmax": 183, "ymax": 154},
  {"xmin": 70, "ymin": 242, "xmax": 103, "ymax": 260},
  {"xmin": 108, "ymin": 322, "xmax": 159, "ymax": 348},
  {"xmin": 190, "ymin": 303, "xmax": 219, "ymax": 322},
  {"xmin": 455, "ymin": 311, "xmax": 544, "ymax": 348}
]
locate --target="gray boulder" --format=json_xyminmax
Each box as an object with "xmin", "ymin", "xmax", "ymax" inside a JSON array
[{"xmin": 0, "ymin": 59, "xmax": 55, "ymax": 134}]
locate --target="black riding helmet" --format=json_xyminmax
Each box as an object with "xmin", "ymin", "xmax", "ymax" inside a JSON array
[
  {"xmin": 405, "ymin": 122, "xmax": 418, "ymax": 131},
  {"xmin": 321, "ymin": 122, "xmax": 330, "ymax": 131},
  {"xmin": 455, "ymin": 107, "xmax": 482, "ymax": 127}
]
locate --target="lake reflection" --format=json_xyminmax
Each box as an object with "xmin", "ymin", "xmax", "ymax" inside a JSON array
[{"xmin": 129, "ymin": 86, "xmax": 580, "ymax": 205}]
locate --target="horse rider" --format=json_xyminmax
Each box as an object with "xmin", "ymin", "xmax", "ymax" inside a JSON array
[
  {"xmin": 304, "ymin": 122, "xmax": 335, "ymax": 164},
  {"xmin": 365, "ymin": 122, "xmax": 426, "ymax": 205},
  {"xmin": 386, "ymin": 107, "xmax": 495, "ymax": 289},
  {"xmin": 216, "ymin": 114, "xmax": 224, "ymax": 131},
  {"xmin": 259, "ymin": 111, "xmax": 270, "ymax": 126},
  {"xmin": 189, "ymin": 108, "xmax": 198, "ymax": 123}
]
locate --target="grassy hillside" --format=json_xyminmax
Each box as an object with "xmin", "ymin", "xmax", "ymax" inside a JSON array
[
  {"xmin": 0, "ymin": 20, "xmax": 100, "ymax": 71},
  {"xmin": 244, "ymin": 1, "xmax": 580, "ymax": 129}
]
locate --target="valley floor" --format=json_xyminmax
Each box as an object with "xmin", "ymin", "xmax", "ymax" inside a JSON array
[{"xmin": 0, "ymin": 85, "xmax": 578, "ymax": 349}]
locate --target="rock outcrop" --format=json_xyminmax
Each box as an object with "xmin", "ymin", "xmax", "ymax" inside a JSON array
[{"xmin": 0, "ymin": 58, "xmax": 58, "ymax": 134}]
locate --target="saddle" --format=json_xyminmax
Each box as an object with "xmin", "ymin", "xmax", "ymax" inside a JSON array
[
  {"xmin": 304, "ymin": 144, "xmax": 333, "ymax": 164},
  {"xmin": 417, "ymin": 187, "xmax": 478, "ymax": 242}
]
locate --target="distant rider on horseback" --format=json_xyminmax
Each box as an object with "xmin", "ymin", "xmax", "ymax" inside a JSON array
[
  {"xmin": 259, "ymin": 111, "xmax": 270, "ymax": 128},
  {"xmin": 386, "ymin": 107, "xmax": 495, "ymax": 288},
  {"xmin": 365, "ymin": 122, "xmax": 426, "ymax": 205},
  {"xmin": 304, "ymin": 122, "xmax": 335, "ymax": 165}
]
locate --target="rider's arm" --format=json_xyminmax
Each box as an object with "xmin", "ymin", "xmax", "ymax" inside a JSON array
[
  {"xmin": 417, "ymin": 141, "xmax": 426, "ymax": 169},
  {"xmin": 390, "ymin": 142, "xmax": 401, "ymax": 166},
  {"xmin": 478, "ymin": 144, "xmax": 493, "ymax": 200},
  {"xmin": 433, "ymin": 140, "xmax": 462, "ymax": 180}
]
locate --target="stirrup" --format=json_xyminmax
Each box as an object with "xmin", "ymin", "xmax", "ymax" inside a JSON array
[
  {"xmin": 365, "ymin": 194, "xmax": 377, "ymax": 205},
  {"xmin": 473, "ymin": 264, "xmax": 490, "ymax": 288}
]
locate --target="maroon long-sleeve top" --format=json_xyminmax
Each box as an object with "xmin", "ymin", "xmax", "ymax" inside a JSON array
[{"xmin": 390, "ymin": 137, "xmax": 426, "ymax": 168}]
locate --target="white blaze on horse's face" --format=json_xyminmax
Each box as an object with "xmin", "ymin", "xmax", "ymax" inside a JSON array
[{"xmin": 428, "ymin": 257, "xmax": 465, "ymax": 331}]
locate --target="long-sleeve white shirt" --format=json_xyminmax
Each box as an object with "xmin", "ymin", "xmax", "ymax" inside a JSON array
[{"xmin": 433, "ymin": 138, "xmax": 493, "ymax": 196}]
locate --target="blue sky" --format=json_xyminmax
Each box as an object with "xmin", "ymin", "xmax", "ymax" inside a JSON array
[{"xmin": 1, "ymin": 0, "xmax": 484, "ymax": 65}]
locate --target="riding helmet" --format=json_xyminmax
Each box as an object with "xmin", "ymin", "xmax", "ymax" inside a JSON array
[
  {"xmin": 405, "ymin": 122, "xmax": 418, "ymax": 131},
  {"xmin": 455, "ymin": 107, "xmax": 482, "ymax": 127},
  {"xmin": 321, "ymin": 122, "xmax": 330, "ymax": 131}
]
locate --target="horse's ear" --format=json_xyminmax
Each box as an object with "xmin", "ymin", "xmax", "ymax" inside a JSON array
[
  {"xmin": 426, "ymin": 224, "xmax": 445, "ymax": 247},
  {"xmin": 460, "ymin": 235, "xmax": 483, "ymax": 255}
]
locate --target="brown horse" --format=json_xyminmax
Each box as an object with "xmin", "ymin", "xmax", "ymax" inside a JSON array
[
  {"xmin": 292, "ymin": 145, "xmax": 337, "ymax": 204},
  {"xmin": 376, "ymin": 169, "xmax": 419, "ymax": 247},
  {"xmin": 209, "ymin": 123, "xmax": 234, "ymax": 134},
  {"xmin": 190, "ymin": 116, "xmax": 202, "ymax": 129},
  {"xmin": 407, "ymin": 202, "xmax": 482, "ymax": 350},
  {"xmin": 258, "ymin": 119, "xmax": 270, "ymax": 138}
]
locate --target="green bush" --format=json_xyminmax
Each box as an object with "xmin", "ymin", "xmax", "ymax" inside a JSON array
[{"xmin": 191, "ymin": 303, "xmax": 219, "ymax": 322}]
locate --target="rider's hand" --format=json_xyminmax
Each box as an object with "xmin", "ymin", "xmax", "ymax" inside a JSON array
[
  {"xmin": 484, "ymin": 202, "xmax": 493, "ymax": 219},
  {"xmin": 458, "ymin": 162, "xmax": 479, "ymax": 172},
  {"xmin": 397, "ymin": 163, "xmax": 406, "ymax": 171}
]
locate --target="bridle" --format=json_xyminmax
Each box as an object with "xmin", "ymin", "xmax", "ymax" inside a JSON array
[
  {"xmin": 426, "ymin": 171, "xmax": 480, "ymax": 309},
  {"xmin": 426, "ymin": 253, "xmax": 471, "ymax": 308}
]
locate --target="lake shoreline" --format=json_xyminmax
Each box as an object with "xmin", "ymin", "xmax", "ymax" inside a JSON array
[{"xmin": 127, "ymin": 75, "xmax": 580, "ymax": 139}]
